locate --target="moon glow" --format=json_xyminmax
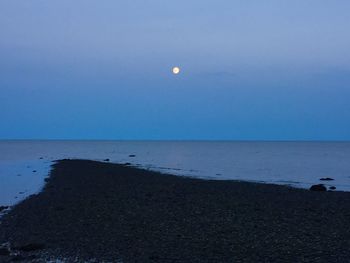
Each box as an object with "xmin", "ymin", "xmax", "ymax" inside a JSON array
[{"xmin": 172, "ymin": 67, "xmax": 180, "ymax": 75}]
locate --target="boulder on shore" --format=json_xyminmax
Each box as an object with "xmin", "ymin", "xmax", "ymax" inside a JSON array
[
  {"xmin": 14, "ymin": 243, "xmax": 45, "ymax": 252},
  {"xmin": 320, "ymin": 178, "xmax": 334, "ymax": 181},
  {"xmin": 0, "ymin": 247, "xmax": 10, "ymax": 256},
  {"xmin": 0, "ymin": 206, "xmax": 9, "ymax": 212},
  {"xmin": 310, "ymin": 184, "xmax": 327, "ymax": 191}
]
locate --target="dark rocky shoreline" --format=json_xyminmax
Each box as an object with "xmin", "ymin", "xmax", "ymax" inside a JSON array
[{"xmin": 1, "ymin": 159, "xmax": 350, "ymax": 262}]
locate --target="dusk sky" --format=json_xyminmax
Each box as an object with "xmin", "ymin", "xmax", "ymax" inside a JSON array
[{"xmin": 1, "ymin": 1, "xmax": 350, "ymax": 140}]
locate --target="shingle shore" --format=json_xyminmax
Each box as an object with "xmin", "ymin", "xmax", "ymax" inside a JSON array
[{"xmin": 0, "ymin": 159, "xmax": 349, "ymax": 262}]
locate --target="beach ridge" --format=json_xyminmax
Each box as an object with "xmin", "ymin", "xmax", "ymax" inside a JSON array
[{"xmin": 0, "ymin": 159, "xmax": 349, "ymax": 262}]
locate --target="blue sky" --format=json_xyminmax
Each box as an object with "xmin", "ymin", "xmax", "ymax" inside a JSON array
[{"xmin": 1, "ymin": 0, "xmax": 350, "ymax": 140}]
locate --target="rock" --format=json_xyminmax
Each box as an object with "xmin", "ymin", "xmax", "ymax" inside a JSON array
[
  {"xmin": 15, "ymin": 243, "xmax": 45, "ymax": 252},
  {"xmin": 32, "ymin": 170, "xmax": 37, "ymax": 173},
  {"xmin": 329, "ymin": 186, "xmax": 337, "ymax": 190},
  {"xmin": 123, "ymin": 162, "xmax": 131, "ymax": 166},
  {"xmin": 0, "ymin": 206, "xmax": 9, "ymax": 212},
  {"xmin": 0, "ymin": 247, "xmax": 10, "ymax": 256},
  {"xmin": 27, "ymin": 255, "xmax": 37, "ymax": 260},
  {"xmin": 104, "ymin": 159, "xmax": 110, "ymax": 162},
  {"xmin": 44, "ymin": 178, "xmax": 50, "ymax": 182},
  {"xmin": 129, "ymin": 154, "xmax": 136, "ymax": 157},
  {"xmin": 320, "ymin": 177, "xmax": 334, "ymax": 181},
  {"xmin": 309, "ymin": 184, "xmax": 327, "ymax": 191},
  {"xmin": 149, "ymin": 255, "xmax": 160, "ymax": 260},
  {"xmin": 39, "ymin": 157, "xmax": 43, "ymax": 159},
  {"xmin": 11, "ymin": 254, "xmax": 26, "ymax": 261},
  {"xmin": 55, "ymin": 206, "xmax": 65, "ymax": 211}
]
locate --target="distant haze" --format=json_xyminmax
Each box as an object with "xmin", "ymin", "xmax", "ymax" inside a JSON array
[{"xmin": 1, "ymin": 1, "xmax": 350, "ymax": 140}]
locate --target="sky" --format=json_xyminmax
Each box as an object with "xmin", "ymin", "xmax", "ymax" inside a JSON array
[{"xmin": 1, "ymin": 0, "xmax": 350, "ymax": 140}]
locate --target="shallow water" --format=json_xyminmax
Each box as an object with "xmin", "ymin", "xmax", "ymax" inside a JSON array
[{"xmin": 1, "ymin": 140, "xmax": 350, "ymax": 205}]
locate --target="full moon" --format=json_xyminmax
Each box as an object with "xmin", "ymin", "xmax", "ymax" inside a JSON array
[{"xmin": 172, "ymin": 67, "xmax": 180, "ymax": 75}]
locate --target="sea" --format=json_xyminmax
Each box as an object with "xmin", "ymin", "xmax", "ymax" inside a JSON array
[{"xmin": 1, "ymin": 140, "xmax": 350, "ymax": 206}]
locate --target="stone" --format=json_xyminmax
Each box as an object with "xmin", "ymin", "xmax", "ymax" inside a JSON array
[
  {"xmin": 15, "ymin": 243, "xmax": 45, "ymax": 252},
  {"xmin": 11, "ymin": 255, "xmax": 26, "ymax": 261},
  {"xmin": 0, "ymin": 206, "xmax": 9, "ymax": 212},
  {"xmin": 129, "ymin": 154, "xmax": 136, "ymax": 157},
  {"xmin": 309, "ymin": 184, "xmax": 327, "ymax": 191},
  {"xmin": 320, "ymin": 177, "xmax": 334, "ymax": 181},
  {"xmin": 104, "ymin": 159, "xmax": 110, "ymax": 162},
  {"xmin": 0, "ymin": 247, "xmax": 10, "ymax": 256},
  {"xmin": 329, "ymin": 186, "xmax": 337, "ymax": 190}
]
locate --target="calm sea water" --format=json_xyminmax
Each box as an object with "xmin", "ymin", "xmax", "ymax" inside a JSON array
[{"xmin": 1, "ymin": 140, "xmax": 350, "ymax": 206}]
